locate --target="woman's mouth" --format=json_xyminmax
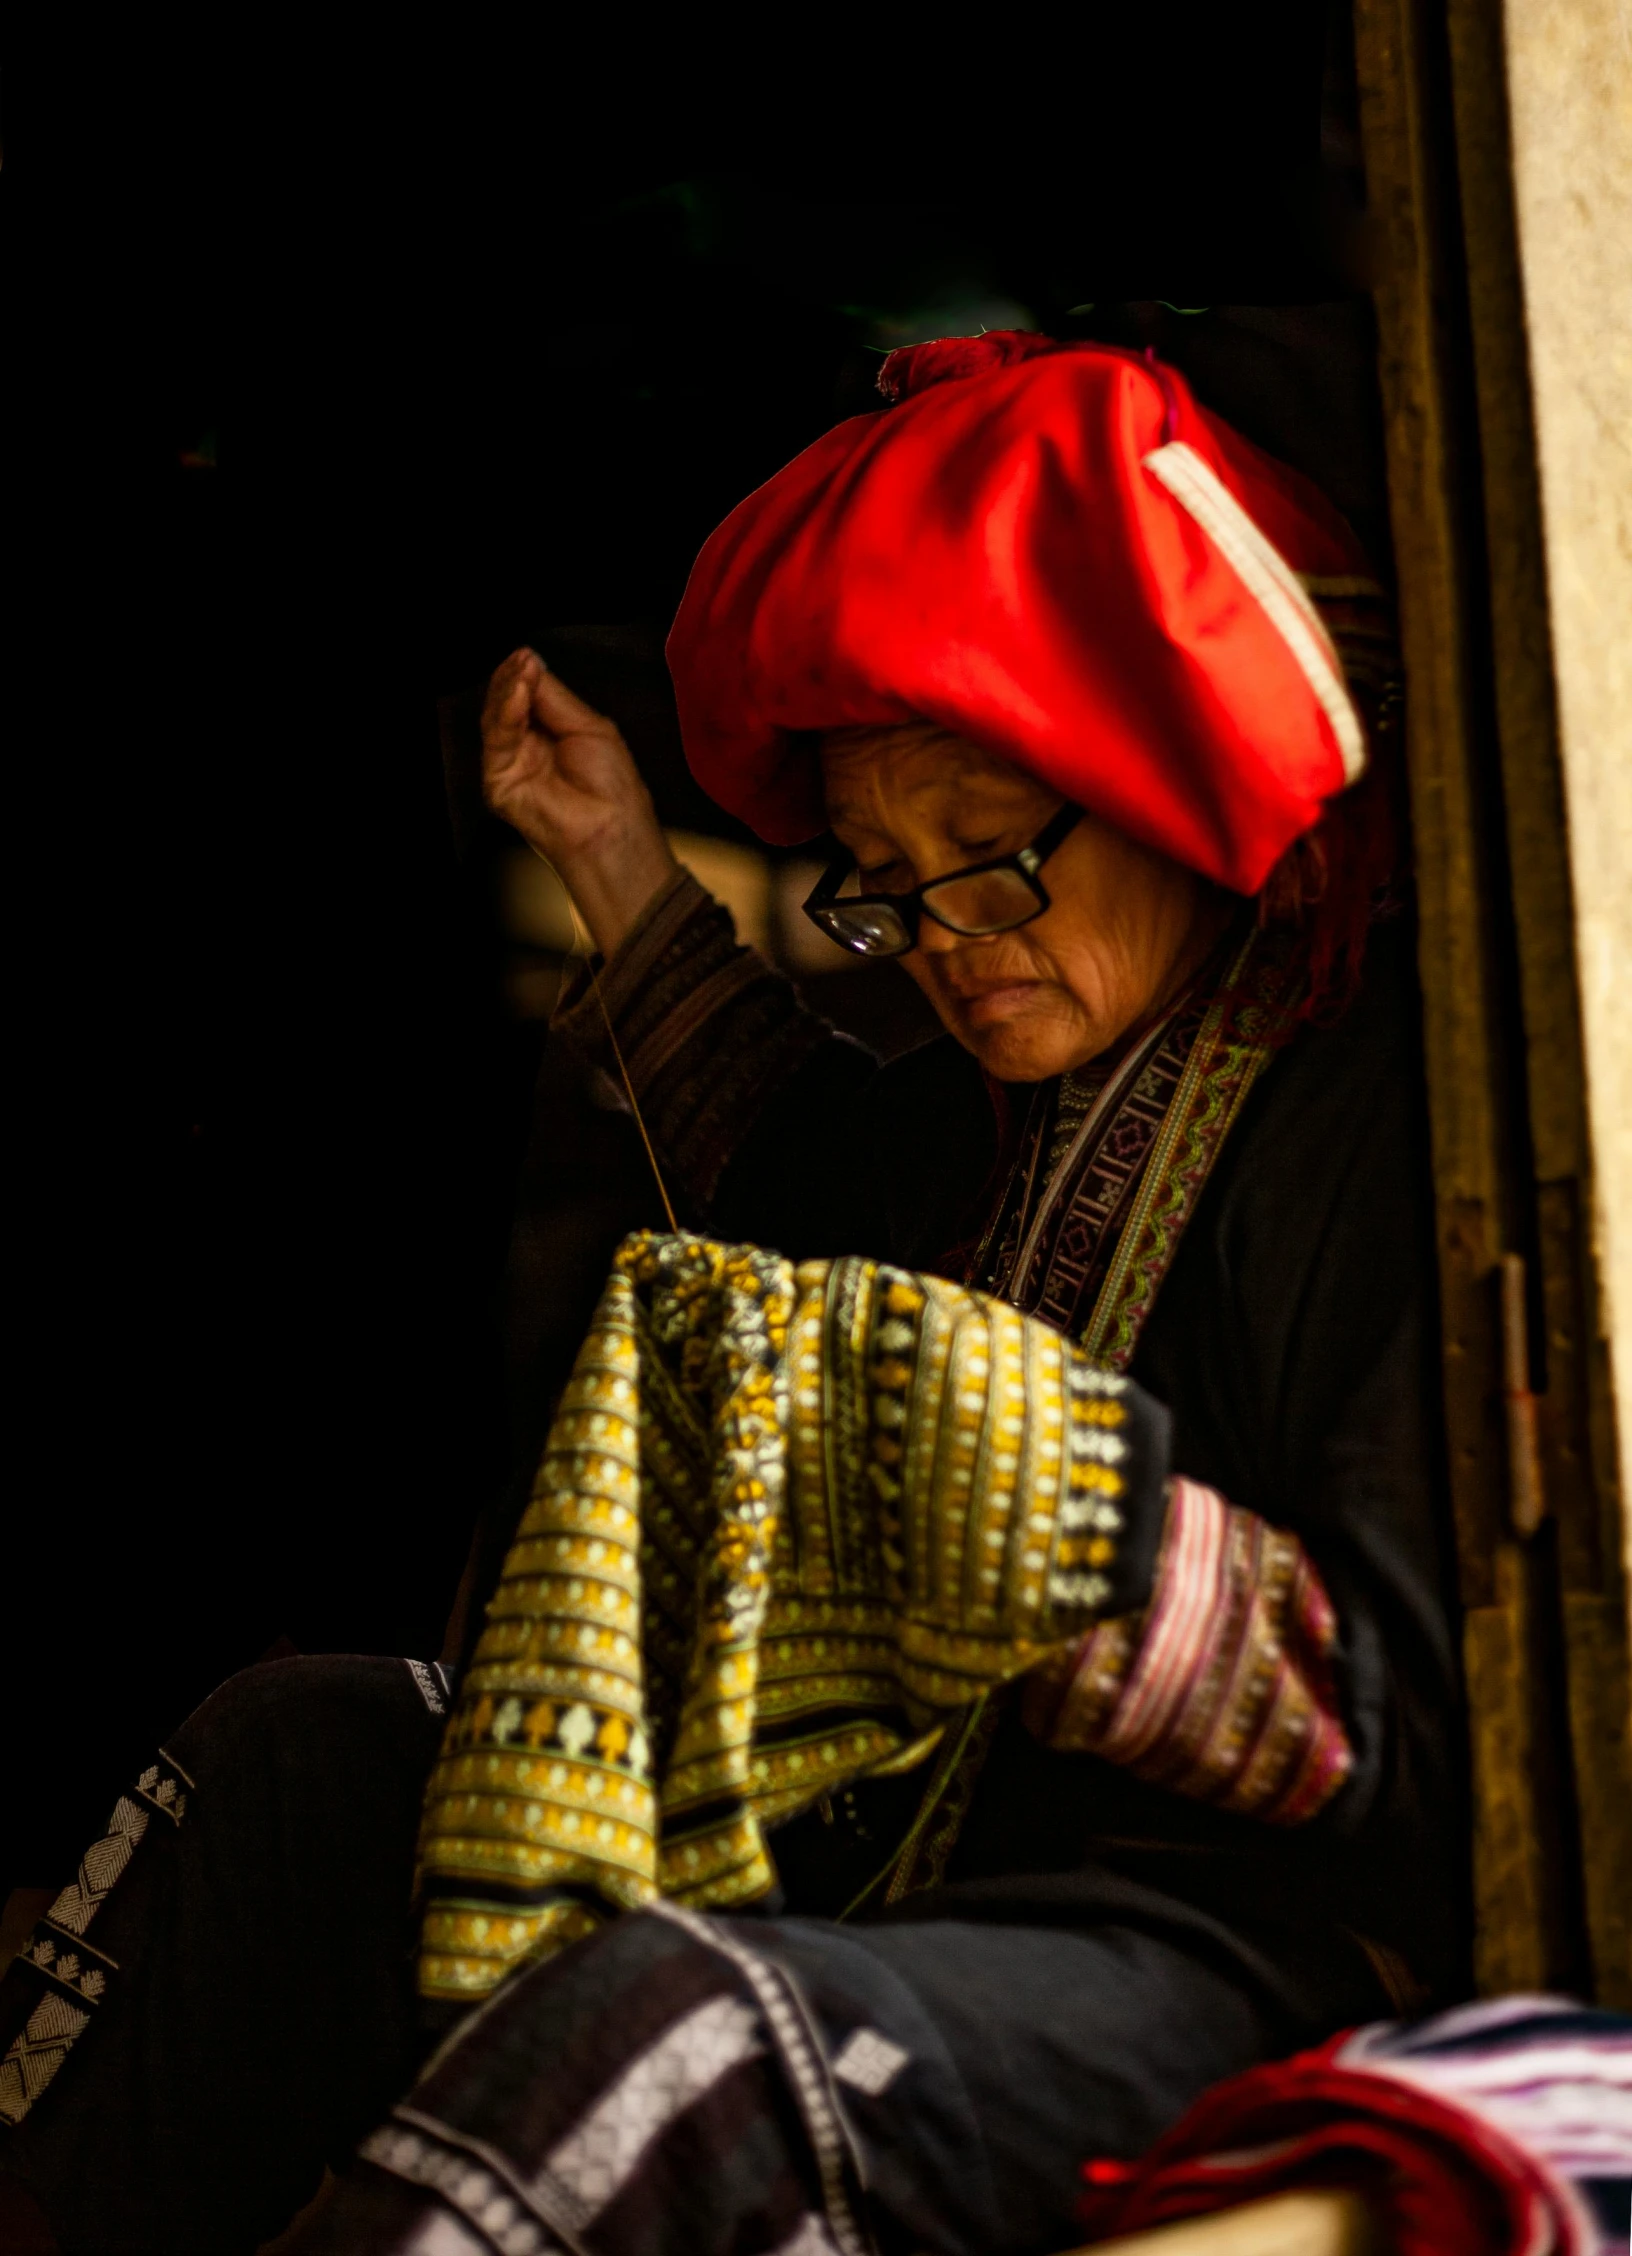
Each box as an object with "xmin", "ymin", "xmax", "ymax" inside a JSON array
[{"xmin": 956, "ymin": 982, "xmax": 1045, "ymax": 1028}]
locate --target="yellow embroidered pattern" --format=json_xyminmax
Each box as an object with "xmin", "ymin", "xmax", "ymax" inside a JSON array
[{"xmin": 416, "ymin": 1231, "xmax": 1136, "ymax": 2001}]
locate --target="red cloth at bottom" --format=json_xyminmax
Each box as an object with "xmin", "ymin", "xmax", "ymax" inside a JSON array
[{"xmin": 1076, "ymin": 2037, "xmax": 1599, "ymax": 2254}]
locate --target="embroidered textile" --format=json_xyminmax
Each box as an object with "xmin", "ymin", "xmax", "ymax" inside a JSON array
[
  {"xmin": 542, "ymin": 1990, "xmax": 766, "ymax": 2217},
  {"xmin": 973, "ymin": 922, "xmax": 1304, "ymax": 1362},
  {"xmin": 0, "ymin": 1754, "xmax": 192, "ymax": 2127},
  {"xmin": 1021, "ymin": 1477, "xmax": 1354, "ymax": 1825},
  {"xmin": 557, "ymin": 902, "xmax": 1351, "ymax": 1900},
  {"xmin": 873, "ymin": 925, "xmax": 1328, "ymax": 1877},
  {"xmin": 417, "ymin": 1232, "xmax": 1164, "ymax": 2002},
  {"xmin": 1044, "ymin": 1063, "xmax": 1111, "ymax": 1183},
  {"xmin": 372, "ymin": 1905, "xmax": 892, "ymax": 2256}
]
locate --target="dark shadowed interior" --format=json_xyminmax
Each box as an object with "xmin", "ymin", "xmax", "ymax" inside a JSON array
[{"xmin": 9, "ymin": 3, "xmax": 1402, "ymax": 1888}]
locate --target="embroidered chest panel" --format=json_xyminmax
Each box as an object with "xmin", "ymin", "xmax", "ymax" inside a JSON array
[{"xmin": 972, "ymin": 925, "xmax": 1302, "ymax": 1365}]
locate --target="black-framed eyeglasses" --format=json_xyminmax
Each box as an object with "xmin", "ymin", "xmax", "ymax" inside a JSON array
[{"xmin": 802, "ymin": 803, "xmax": 1082, "ymax": 960}]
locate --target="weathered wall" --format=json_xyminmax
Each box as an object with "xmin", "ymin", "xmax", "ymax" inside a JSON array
[{"xmin": 1502, "ymin": 0, "xmax": 1632, "ymax": 1589}]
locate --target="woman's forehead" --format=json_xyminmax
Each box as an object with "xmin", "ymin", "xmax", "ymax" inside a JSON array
[{"xmin": 819, "ymin": 724, "xmax": 1042, "ymax": 815}]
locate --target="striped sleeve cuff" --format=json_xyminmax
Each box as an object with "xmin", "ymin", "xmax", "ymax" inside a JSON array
[{"xmin": 1022, "ymin": 1476, "xmax": 1354, "ymax": 1826}]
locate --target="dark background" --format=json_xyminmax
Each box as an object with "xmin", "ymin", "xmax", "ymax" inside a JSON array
[{"xmin": 8, "ymin": 3, "xmax": 1392, "ymax": 1882}]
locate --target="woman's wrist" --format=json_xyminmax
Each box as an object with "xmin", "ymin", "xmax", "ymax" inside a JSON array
[{"xmin": 550, "ymin": 816, "xmax": 680, "ymax": 958}]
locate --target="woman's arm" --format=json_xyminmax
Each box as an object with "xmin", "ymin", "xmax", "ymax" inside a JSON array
[
  {"xmin": 1024, "ymin": 939, "xmax": 1457, "ymax": 1865},
  {"xmin": 1021, "ymin": 1475, "xmax": 1354, "ymax": 1827},
  {"xmin": 482, "ymin": 651, "xmax": 911, "ymax": 1245},
  {"xmin": 549, "ymin": 865, "xmax": 877, "ymax": 1219},
  {"xmin": 1018, "ymin": 934, "xmax": 1464, "ymax": 1983},
  {"xmin": 481, "ymin": 649, "xmax": 680, "ymax": 957}
]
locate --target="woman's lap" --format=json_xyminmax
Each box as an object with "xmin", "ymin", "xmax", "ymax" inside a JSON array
[
  {"xmin": 0, "ymin": 1657, "xmax": 1286, "ymax": 2256},
  {"xmin": 1, "ymin": 1655, "xmax": 450, "ymax": 2254},
  {"xmin": 760, "ymin": 1916, "xmax": 1279, "ymax": 2252}
]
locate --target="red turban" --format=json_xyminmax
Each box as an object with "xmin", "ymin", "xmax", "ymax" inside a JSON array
[{"xmin": 666, "ymin": 332, "xmax": 1378, "ymax": 894}]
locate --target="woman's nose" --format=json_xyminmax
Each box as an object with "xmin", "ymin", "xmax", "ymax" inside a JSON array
[{"xmin": 915, "ymin": 915, "xmax": 986, "ymax": 961}]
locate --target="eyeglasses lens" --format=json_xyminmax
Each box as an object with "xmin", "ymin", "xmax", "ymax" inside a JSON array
[
  {"xmin": 921, "ymin": 865, "xmax": 1041, "ymax": 935},
  {"xmin": 817, "ymin": 900, "xmax": 915, "ymax": 956}
]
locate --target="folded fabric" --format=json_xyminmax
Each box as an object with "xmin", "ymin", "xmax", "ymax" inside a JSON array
[
  {"xmin": 417, "ymin": 1232, "xmax": 1171, "ymax": 2002},
  {"xmin": 1076, "ymin": 1996, "xmax": 1632, "ymax": 2254}
]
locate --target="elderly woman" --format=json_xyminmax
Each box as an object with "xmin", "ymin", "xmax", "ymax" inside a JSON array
[{"xmin": 0, "ymin": 335, "xmax": 1464, "ymax": 2256}]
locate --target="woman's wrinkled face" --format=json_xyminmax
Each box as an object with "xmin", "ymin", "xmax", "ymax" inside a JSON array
[{"xmin": 819, "ymin": 723, "xmax": 1231, "ymax": 1081}]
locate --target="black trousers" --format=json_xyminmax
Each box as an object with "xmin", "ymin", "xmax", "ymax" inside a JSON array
[{"xmin": 0, "ymin": 1660, "xmax": 1295, "ymax": 2256}]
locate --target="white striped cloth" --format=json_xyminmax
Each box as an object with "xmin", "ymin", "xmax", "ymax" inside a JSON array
[{"xmin": 1337, "ymin": 1997, "xmax": 1632, "ymax": 2253}]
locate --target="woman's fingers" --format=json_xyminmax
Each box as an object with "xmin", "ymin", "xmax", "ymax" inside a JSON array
[
  {"xmin": 477, "ymin": 650, "xmax": 667, "ymax": 945},
  {"xmin": 481, "ymin": 651, "xmax": 615, "ymax": 762},
  {"xmin": 482, "ymin": 651, "xmax": 539, "ymax": 750},
  {"xmin": 528, "ymin": 663, "xmax": 610, "ymax": 737}
]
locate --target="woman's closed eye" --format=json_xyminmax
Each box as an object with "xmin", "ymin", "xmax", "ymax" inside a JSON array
[
  {"xmin": 855, "ymin": 858, "xmax": 914, "ymax": 891},
  {"xmin": 857, "ymin": 838, "xmax": 1010, "ymax": 889}
]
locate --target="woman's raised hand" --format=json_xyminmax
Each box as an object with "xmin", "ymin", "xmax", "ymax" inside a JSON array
[{"xmin": 481, "ymin": 648, "xmax": 679, "ymax": 957}]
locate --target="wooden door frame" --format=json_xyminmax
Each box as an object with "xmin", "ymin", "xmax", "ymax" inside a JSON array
[{"xmin": 1353, "ymin": 0, "xmax": 1630, "ymax": 2003}]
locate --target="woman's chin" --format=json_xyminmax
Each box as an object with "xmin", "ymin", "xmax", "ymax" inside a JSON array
[
  {"xmin": 960, "ymin": 1015, "xmax": 1100, "ymax": 1083},
  {"xmin": 919, "ymin": 973, "xmax": 1105, "ymax": 1081}
]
